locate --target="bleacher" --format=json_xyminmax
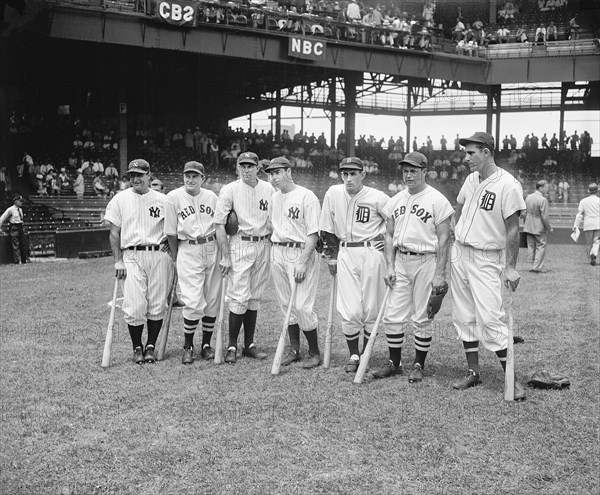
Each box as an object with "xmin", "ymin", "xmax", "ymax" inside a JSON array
[{"xmin": 487, "ymin": 39, "xmax": 599, "ymax": 58}]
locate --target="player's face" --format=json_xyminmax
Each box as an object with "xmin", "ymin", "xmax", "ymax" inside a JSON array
[
  {"xmin": 183, "ymin": 172, "xmax": 203, "ymax": 195},
  {"xmin": 268, "ymin": 168, "xmax": 292, "ymax": 191},
  {"xmin": 341, "ymin": 169, "xmax": 365, "ymax": 195},
  {"xmin": 237, "ymin": 163, "xmax": 258, "ymax": 185},
  {"xmin": 128, "ymin": 172, "xmax": 150, "ymax": 194},
  {"xmin": 463, "ymin": 143, "xmax": 488, "ymax": 173},
  {"xmin": 402, "ymin": 165, "xmax": 426, "ymax": 190}
]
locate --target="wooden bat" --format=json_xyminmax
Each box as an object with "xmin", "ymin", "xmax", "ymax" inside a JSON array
[
  {"xmin": 101, "ymin": 278, "xmax": 119, "ymax": 368},
  {"xmin": 353, "ymin": 286, "xmax": 392, "ymax": 384},
  {"xmin": 156, "ymin": 274, "xmax": 177, "ymax": 361},
  {"xmin": 213, "ymin": 277, "xmax": 228, "ymax": 364},
  {"xmin": 504, "ymin": 288, "xmax": 515, "ymax": 402},
  {"xmin": 322, "ymin": 274, "xmax": 337, "ymax": 369},
  {"xmin": 271, "ymin": 283, "xmax": 298, "ymax": 376}
]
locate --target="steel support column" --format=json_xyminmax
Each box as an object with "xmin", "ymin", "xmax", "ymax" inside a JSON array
[
  {"xmin": 329, "ymin": 77, "xmax": 336, "ymax": 150},
  {"xmin": 275, "ymin": 90, "xmax": 281, "ymax": 141},
  {"xmin": 344, "ymin": 74, "xmax": 359, "ymax": 156}
]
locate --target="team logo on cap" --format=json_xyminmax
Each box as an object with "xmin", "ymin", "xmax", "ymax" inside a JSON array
[{"xmin": 346, "ymin": 158, "xmax": 352, "ymax": 163}]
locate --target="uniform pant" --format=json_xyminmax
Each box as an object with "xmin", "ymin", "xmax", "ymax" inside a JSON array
[
  {"xmin": 9, "ymin": 224, "xmax": 29, "ymax": 263},
  {"xmin": 337, "ymin": 246, "xmax": 386, "ymax": 336},
  {"xmin": 526, "ymin": 233, "xmax": 547, "ymax": 270},
  {"xmin": 584, "ymin": 229, "xmax": 600, "ymax": 257},
  {"xmin": 177, "ymin": 241, "xmax": 222, "ymax": 321},
  {"xmin": 270, "ymin": 245, "xmax": 319, "ymax": 331},
  {"xmin": 451, "ymin": 243, "xmax": 508, "ymax": 353},
  {"xmin": 227, "ymin": 236, "xmax": 270, "ymax": 314},
  {"xmin": 122, "ymin": 249, "xmax": 174, "ymax": 326}
]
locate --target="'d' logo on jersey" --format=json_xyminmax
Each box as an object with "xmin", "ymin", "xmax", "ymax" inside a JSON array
[
  {"xmin": 149, "ymin": 206, "xmax": 161, "ymax": 218},
  {"xmin": 288, "ymin": 206, "xmax": 300, "ymax": 220},
  {"xmin": 480, "ymin": 190, "xmax": 496, "ymax": 211},
  {"xmin": 355, "ymin": 206, "xmax": 370, "ymax": 223},
  {"xmin": 259, "ymin": 199, "xmax": 268, "ymax": 211}
]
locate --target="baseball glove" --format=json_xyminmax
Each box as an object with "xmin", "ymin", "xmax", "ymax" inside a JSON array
[
  {"xmin": 319, "ymin": 231, "xmax": 339, "ymax": 260},
  {"xmin": 426, "ymin": 281, "xmax": 448, "ymax": 319},
  {"xmin": 225, "ymin": 209, "xmax": 239, "ymax": 236},
  {"xmin": 527, "ymin": 370, "xmax": 571, "ymax": 390}
]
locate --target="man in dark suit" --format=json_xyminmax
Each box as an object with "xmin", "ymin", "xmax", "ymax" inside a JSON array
[{"xmin": 523, "ymin": 180, "xmax": 553, "ymax": 273}]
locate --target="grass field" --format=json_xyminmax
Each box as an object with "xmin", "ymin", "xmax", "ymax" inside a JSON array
[{"xmin": 1, "ymin": 244, "xmax": 598, "ymax": 494}]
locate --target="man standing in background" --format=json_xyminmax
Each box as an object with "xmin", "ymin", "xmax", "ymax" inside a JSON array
[
  {"xmin": 574, "ymin": 183, "xmax": 600, "ymax": 266},
  {"xmin": 523, "ymin": 180, "xmax": 553, "ymax": 273}
]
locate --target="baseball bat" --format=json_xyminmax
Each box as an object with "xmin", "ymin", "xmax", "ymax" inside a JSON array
[
  {"xmin": 156, "ymin": 274, "xmax": 177, "ymax": 361},
  {"xmin": 101, "ymin": 278, "xmax": 119, "ymax": 368},
  {"xmin": 213, "ymin": 277, "xmax": 228, "ymax": 364},
  {"xmin": 353, "ymin": 286, "xmax": 392, "ymax": 384},
  {"xmin": 322, "ymin": 274, "xmax": 337, "ymax": 369},
  {"xmin": 504, "ymin": 289, "xmax": 515, "ymax": 402},
  {"xmin": 271, "ymin": 283, "xmax": 298, "ymax": 376}
]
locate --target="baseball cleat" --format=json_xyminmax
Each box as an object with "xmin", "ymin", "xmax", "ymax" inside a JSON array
[
  {"xmin": 344, "ymin": 355, "xmax": 360, "ymax": 373},
  {"xmin": 182, "ymin": 346, "xmax": 194, "ymax": 365},
  {"xmin": 591, "ymin": 255, "xmax": 597, "ymax": 266},
  {"xmin": 143, "ymin": 345, "xmax": 156, "ymax": 363},
  {"xmin": 242, "ymin": 346, "xmax": 267, "ymax": 360},
  {"xmin": 513, "ymin": 336, "xmax": 525, "ymax": 344},
  {"xmin": 200, "ymin": 345, "xmax": 215, "ymax": 360},
  {"xmin": 133, "ymin": 346, "xmax": 145, "ymax": 365},
  {"xmin": 225, "ymin": 347, "xmax": 237, "ymax": 364},
  {"xmin": 452, "ymin": 369, "xmax": 482, "ymax": 390},
  {"xmin": 302, "ymin": 352, "xmax": 322, "ymax": 369},
  {"xmin": 408, "ymin": 363, "xmax": 424, "ymax": 383},
  {"xmin": 372, "ymin": 360, "xmax": 403, "ymax": 379},
  {"xmin": 514, "ymin": 380, "xmax": 527, "ymax": 401},
  {"xmin": 281, "ymin": 350, "xmax": 301, "ymax": 366}
]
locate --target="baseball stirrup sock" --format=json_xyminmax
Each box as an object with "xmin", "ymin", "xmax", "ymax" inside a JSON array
[
  {"xmin": 128, "ymin": 324, "xmax": 144, "ymax": 349},
  {"xmin": 202, "ymin": 316, "xmax": 216, "ymax": 347},
  {"xmin": 463, "ymin": 341, "xmax": 480, "ymax": 374},
  {"xmin": 362, "ymin": 330, "xmax": 371, "ymax": 354},
  {"xmin": 183, "ymin": 318, "xmax": 199, "ymax": 348},
  {"xmin": 146, "ymin": 319, "xmax": 163, "ymax": 347},
  {"xmin": 228, "ymin": 311, "xmax": 245, "ymax": 348},
  {"xmin": 303, "ymin": 328, "xmax": 319, "ymax": 354},
  {"xmin": 243, "ymin": 310, "xmax": 258, "ymax": 348},
  {"xmin": 346, "ymin": 338, "xmax": 360, "ymax": 357},
  {"xmin": 496, "ymin": 348, "xmax": 508, "ymax": 371},
  {"xmin": 288, "ymin": 324, "xmax": 301, "ymax": 352}
]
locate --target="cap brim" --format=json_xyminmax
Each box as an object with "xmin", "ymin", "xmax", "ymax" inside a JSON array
[
  {"xmin": 238, "ymin": 160, "xmax": 258, "ymax": 166},
  {"xmin": 184, "ymin": 168, "xmax": 204, "ymax": 175},
  {"xmin": 127, "ymin": 168, "xmax": 149, "ymax": 174},
  {"xmin": 339, "ymin": 165, "xmax": 362, "ymax": 170},
  {"xmin": 400, "ymin": 159, "xmax": 426, "ymax": 168}
]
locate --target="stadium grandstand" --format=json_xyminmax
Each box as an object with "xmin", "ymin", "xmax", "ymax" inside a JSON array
[{"xmin": 1, "ymin": 0, "xmax": 598, "ymax": 261}]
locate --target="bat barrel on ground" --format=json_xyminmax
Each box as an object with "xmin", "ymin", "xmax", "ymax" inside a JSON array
[
  {"xmin": 101, "ymin": 278, "xmax": 119, "ymax": 368},
  {"xmin": 353, "ymin": 286, "xmax": 392, "ymax": 384},
  {"xmin": 504, "ymin": 288, "xmax": 515, "ymax": 402},
  {"xmin": 322, "ymin": 275, "xmax": 337, "ymax": 370},
  {"xmin": 271, "ymin": 283, "xmax": 298, "ymax": 376},
  {"xmin": 214, "ymin": 277, "xmax": 228, "ymax": 364},
  {"xmin": 156, "ymin": 274, "xmax": 177, "ymax": 361}
]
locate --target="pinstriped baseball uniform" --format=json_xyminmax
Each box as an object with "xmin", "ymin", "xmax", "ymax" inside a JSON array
[
  {"xmin": 452, "ymin": 169, "xmax": 525, "ymax": 352},
  {"xmin": 165, "ymin": 186, "xmax": 222, "ymax": 322},
  {"xmin": 104, "ymin": 188, "xmax": 174, "ymax": 326},
  {"xmin": 319, "ymin": 184, "xmax": 389, "ymax": 336},
  {"xmin": 214, "ymin": 178, "xmax": 274, "ymax": 313},
  {"xmin": 270, "ymin": 185, "xmax": 321, "ymax": 330}
]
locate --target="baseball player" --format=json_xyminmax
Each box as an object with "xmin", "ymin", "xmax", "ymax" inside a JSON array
[
  {"xmin": 165, "ymin": 161, "xmax": 222, "ymax": 364},
  {"xmin": 451, "ymin": 132, "xmax": 527, "ymax": 400},
  {"xmin": 266, "ymin": 157, "xmax": 322, "ymax": 369},
  {"xmin": 214, "ymin": 152, "xmax": 275, "ymax": 364},
  {"xmin": 375, "ymin": 152, "xmax": 454, "ymax": 382},
  {"xmin": 319, "ymin": 157, "xmax": 389, "ymax": 373},
  {"xmin": 104, "ymin": 159, "xmax": 174, "ymax": 364},
  {"xmin": 573, "ymin": 183, "xmax": 600, "ymax": 266}
]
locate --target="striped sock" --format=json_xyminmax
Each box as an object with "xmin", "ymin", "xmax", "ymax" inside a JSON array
[
  {"xmin": 346, "ymin": 330, "xmax": 360, "ymax": 356},
  {"xmin": 362, "ymin": 330, "xmax": 371, "ymax": 354},
  {"xmin": 463, "ymin": 341, "xmax": 480, "ymax": 374},
  {"xmin": 183, "ymin": 318, "xmax": 199, "ymax": 348},
  {"xmin": 387, "ymin": 333, "xmax": 405, "ymax": 367},
  {"xmin": 414, "ymin": 335, "xmax": 432, "ymax": 367},
  {"xmin": 201, "ymin": 316, "xmax": 216, "ymax": 348}
]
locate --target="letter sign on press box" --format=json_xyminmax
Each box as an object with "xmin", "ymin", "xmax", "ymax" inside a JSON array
[
  {"xmin": 156, "ymin": 0, "xmax": 197, "ymax": 27},
  {"xmin": 288, "ymin": 37, "xmax": 326, "ymax": 61}
]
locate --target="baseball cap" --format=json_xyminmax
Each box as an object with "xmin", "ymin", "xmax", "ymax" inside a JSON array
[
  {"xmin": 400, "ymin": 152, "xmax": 428, "ymax": 168},
  {"xmin": 589, "ymin": 183, "xmax": 598, "ymax": 193},
  {"xmin": 459, "ymin": 132, "xmax": 495, "ymax": 149},
  {"xmin": 183, "ymin": 161, "xmax": 205, "ymax": 175},
  {"xmin": 264, "ymin": 157, "xmax": 292, "ymax": 173},
  {"xmin": 237, "ymin": 152, "xmax": 259, "ymax": 166},
  {"xmin": 127, "ymin": 159, "xmax": 150, "ymax": 174},
  {"xmin": 13, "ymin": 194, "xmax": 23, "ymax": 202},
  {"xmin": 338, "ymin": 157, "xmax": 364, "ymax": 171}
]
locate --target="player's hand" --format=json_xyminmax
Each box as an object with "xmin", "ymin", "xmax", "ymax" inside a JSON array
[
  {"xmin": 384, "ymin": 269, "xmax": 396, "ymax": 288},
  {"xmin": 504, "ymin": 267, "xmax": 520, "ymax": 292},
  {"xmin": 219, "ymin": 256, "xmax": 232, "ymax": 276},
  {"xmin": 431, "ymin": 273, "xmax": 446, "ymax": 289},
  {"xmin": 114, "ymin": 261, "xmax": 127, "ymax": 280},
  {"xmin": 294, "ymin": 261, "xmax": 307, "ymax": 283},
  {"xmin": 326, "ymin": 259, "xmax": 337, "ymax": 276}
]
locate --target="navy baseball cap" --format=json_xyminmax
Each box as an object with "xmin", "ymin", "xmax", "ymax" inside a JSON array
[
  {"xmin": 237, "ymin": 152, "xmax": 259, "ymax": 166},
  {"xmin": 400, "ymin": 152, "xmax": 428, "ymax": 168},
  {"xmin": 183, "ymin": 161, "xmax": 205, "ymax": 175},
  {"xmin": 127, "ymin": 159, "xmax": 150, "ymax": 174},
  {"xmin": 459, "ymin": 132, "xmax": 495, "ymax": 149},
  {"xmin": 339, "ymin": 157, "xmax": 364, "ymax": 171},
  {"xmin": 264, "ymin": 157, "xmax": 292, "ymax": 173}
]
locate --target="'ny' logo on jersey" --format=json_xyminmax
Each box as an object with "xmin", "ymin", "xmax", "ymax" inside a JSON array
[
  {"xmin": 259, "ymin": 199, "xmax": 268, "ymax": 211},
  {"xmin": 288, "ymin": 207, "xmax": 300, "ymax": 220},
  {"xmin": 149, "ymin": 206, "xmax": 161, "ymax": 218},
  {"xmin": 355, "ymin": 206, "xmax": 370, "ymax": 223},
  {"xmin": 480, "ymin": 190, "xmax": 496, "ymax": 211}
]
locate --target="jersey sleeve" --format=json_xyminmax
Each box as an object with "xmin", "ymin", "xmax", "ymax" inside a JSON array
[
  {"xmin": 381, "ymin": 193, "xmax": 395, "ymax": 220},
  {"xmin": 318, "ymin": 189, "xmax": 335, "ymax": 233},
  {"xmin": 214, "ymin": 184, "xmax": 233, "ymax": 225},
  {"xmin": 304, "ymin": 192, "xmax": 321, "ymax": 235},
  {"xmin": 502, "ymin": 180, "xmax": 526, "ymax": 220},
  {"xmin": 164, "ymin": 192, "xmax": 178, "ymax": 237},
  {"xmin": 377, "ymin": 190, "xmax": 391, "ymax": 220},
  {"xmin": 103, "ymin": 195, "xmax": 122, "ymax": 227},
  {"xmin": 456, "ymin": 176, "xmax": 470, "ymax": 206},
  {"xmin": 434, "ymin": 195, "xmax": 455, "ymax": 226}
]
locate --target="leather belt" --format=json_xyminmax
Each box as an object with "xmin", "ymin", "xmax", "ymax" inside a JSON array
[
  {"xmin": 341, "ymin": 241, "xmax": 372, "ymax": 248},
  {"xmin": 126, "ymin": 245, "xmax": 161, "ymax": 251},
  {"xmin": 188, "ymin": 235, "xmax": 215, "ymax": 245},
  {"xmin": 241, "ymin": 235, "xmax": 270, "ymax": 242},
  {"xmin": 272, "ymin": 242, "xmax": 304, "ymax": 248},
  {"xmin": 398, "ymin": 249, "xmax": 425, "ymax": 256}
]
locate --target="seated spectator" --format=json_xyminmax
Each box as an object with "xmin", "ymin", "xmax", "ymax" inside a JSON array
[
  {"xmin": 93, "ymin": 173, "xmax": 107, "ymax": 198},
  {"xmin": 58, "ymin": 168, "xmax": 71, "ymax": 195},
  {"xmin": 149, "ymin": 177, "xmax": 164, "ymax": 192},
  {"xmin": 465, "ymin": 40, "xmax": 478, "ymax": 56},
  {"xmin": 516, "ymin": 26, "xmax": 529, "ymax": 42},
  {"xmin": 105, "ymin": 162, "xmax": 118, "ymax": 179},
  {"xmin": 535, "ymin": 24, "xmax": 546, "ymax": 45},
  {"xmin": 47, "ymin": 172, "xmax": 60, "ymax": 196},
  {"xmin": 73, "ymin": 169, "xmax": 85, "ymax": 198},
  {"xmin": 92, "ymin": 158, "xmax": 104, "ymax": 174},
  {"xmin": 547, "ymin": 22, "xmax": 558, "ymax": 41},
  {"xmin": 497, "ymin": 26, "xmax": 510, "ymax": 43},
  {"xmin": 546, "ymin": 0, "xmax": 556, "ymax": 10},
  {"xmin": 538, "ymin": 0, "xmax": 549, "ymax": 12}
]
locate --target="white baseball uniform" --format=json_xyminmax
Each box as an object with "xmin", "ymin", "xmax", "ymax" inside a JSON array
[
  {"xmin": 452, "ymin": 168, "xmax": 525, "ymax": 352},
  {"xmin": 270, "ymin": 185, "xmax": 321, "ymax": 330},
  {"xmin": 104, "ymin": 188, "xmax": 174, "ymax": 326},
  {"xmin": 574, "ymin": 194, "xmax": 600, "ymax": 258},
  {"xmin": 319, "ymin": 184, "xmax": 389, "ymax": 338},
  {"xmin": 382, "ymin": 185, "xmax": 454, "ymax": 350},
  {"xmin": 164, "ymin": 186, "xmax": 222, "ymax": 322},
  {"xmin": 214, "ymin": 178, "xmax": 275, "ymax": 313}
]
